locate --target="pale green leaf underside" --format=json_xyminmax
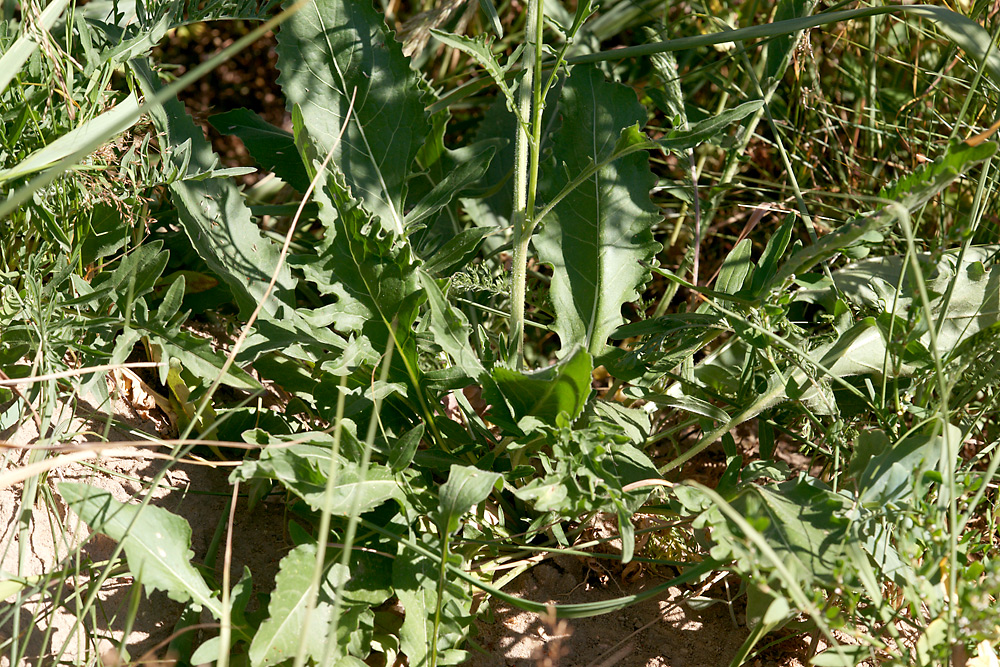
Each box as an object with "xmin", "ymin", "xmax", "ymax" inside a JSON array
[
  {"xmin": 58, "ymin": 483, "xmax": 222, "ymax": 619},
  {"xmin": 534, "ymin": 65, "xmax": 661, "ymax": 356},
  {"xmin": 250, "ymin": 544, "xmax": 340, "ymax": 667}
]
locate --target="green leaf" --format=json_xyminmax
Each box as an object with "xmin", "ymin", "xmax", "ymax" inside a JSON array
[
  {"xmin": 715, "ymin": 238, "xmax": 754, "ymax": 297},
  {"xmin": 421, "ymin": 228, "xmax": 491, "ymax": 276},
  {"xmin": 773, "ymin": 140, "xmax": 995, "ymax": 286},
  {"xmin": 276, "ymin": 0, "xmax": 430, "ymax": 235},
  {"xmin": 249, "ymin": 543, "xmax": 336, "ymax": 667},
  {"xmin": 131, "ymin": 60, "xmax": 296, "ymax": 319},
  {"xmin": 231, "ymin": 441, "xmax": 408, "ymax": 516},
  {"xmin": 139, "ymin": 321, "xmax": 263, "ymax": 391},
  {"xmin": 433, "ymin": 465, "xmax": 502, "ymax": 535},
  {"xmin": 393, "ymin": 546, "xmax": 436, "ymax": 667},
  {"xmin": 482, "ymin": 345, "xmax": 593, "ymax": 433},
  {"xmin": 392, "ymin": 539, "xmax": 472, "ymax": 666},
  {"xmin": 389, "ymin": 423, "xmax": 424, "ymax": 472},
  {"xmin": 477, "ymin": 0, "xmax": 503, "ymax": 37},
  {"xmin": 57, "ymin": 483, "xmax": 222, "ymax": 619},
  {"xmin": 0, "ymin": 94, "xmax": 142, "ymax": 184},
  {"xmin": 0, "ymin": 0, "xmax": 70, "ymax": 96},
  {"xmin": 90, "ymin": 240, "xmax": 169, "ymax": 304},
  {"xmin": 749, "ymin": 213, "xmax": 794, "ymax": 296},
  {"xmin": 727, "ymin": 477, "xmax": 851, "ymax": 585},
  {"xmin": 881, "ymin": 140, "xmax": 997, "ymax": 210},
  {"xmin": 534, "ymin": 65, "xmax": 661, "ymax": 356},
  {"xmin": 729, "ymin": 586, "xmax": 795, "ymax": 667},
  {"xmin": 429, "ymin": 31, "xmax": 516, "ymax": 110},
  {"xmin": 289, "ymin": 113, "xmax": 424, "ymax": 380},
  {"xmin": 404, "ymin": 141, "xmax": 498, "ymax": 228},
  {"xmin": 856, "ymin": 426, "xmax": 956, "ymax": 508},
  {"xmin": 657, "ymin": 100, "xmax": 764, "ymax": 152},
  {"xmin": 208, "ymin": 108, "xmax": 311, "ymax": 191},
  {"xmin": 418, "ymin": 271, "xmax": 484, "ymax": 378},
  {"xmin": 796, "ymin": 245, "xmax": 1000, "ymax": 361}
]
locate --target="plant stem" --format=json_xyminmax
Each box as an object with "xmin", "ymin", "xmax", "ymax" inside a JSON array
[
  {"xmin": 431, "ymin": 532, "xmax": 452, "ymax": 667},
  {"xmin": 508, "ymin": 0, "xmax": 543, "ymax": 369}
]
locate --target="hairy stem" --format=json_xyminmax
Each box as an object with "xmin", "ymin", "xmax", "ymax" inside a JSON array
[{"xmin": 508, "ymin": 0, "xmax": 543, "ymax": 369}]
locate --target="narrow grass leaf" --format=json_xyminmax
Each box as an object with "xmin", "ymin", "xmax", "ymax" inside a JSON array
[
  {"xmin": 0, "ymin": 94, "xmax": 141, "ymax": 184},
  {"xmin": 0, "ymin": 0, "xmax": 70, "ymax": 96}
]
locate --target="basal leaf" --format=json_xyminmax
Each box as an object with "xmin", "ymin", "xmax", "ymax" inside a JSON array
[
  {"xmin": 393, "ymin": 547, "xmax": 436, "ymax": 667},
  {"xmin": 131, "ymin": 60, "xmax": 296, "ymax": 318},
  {"xmin": 856, "ymin": 425, "xmax": 955, "ymax": 508},
  {"xmin": 249, "ymin": 543, "xmax": 338, "ymax": 667},
  {"xmin": 727, "ymin": 477, "xmax": 851, "ymax": 585},
  {"xmin": 796, "ymin": 245, "xmax": 1000, "ymax": 359},
  {"xmin": 290, "ymin": 112, "xmax": 425, "ymax": 385},
  {"xmin": 58, "ymin": 483, "xmax": 222, "ymax": 619},
  {"xmin": 232, "ymin": 441, "xmax": 408, "ymax": 516},
  {"xmin": 208, "ymin": 108, "xmax": 310, "ymax": 191},
  {"xmin": 482, "ymin": 345, "xmax": 592, "ymax": 433},
  {"xmin": 534, "ymin": 65, "xmax": 661, "ymax": 356},
  {"xmin": 140, "ymin": 321, "xmax": 263, "ymax": 391},
  {"xmin": 276, "ymin": 0, "xmax": 430, "ymax": 235}
]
